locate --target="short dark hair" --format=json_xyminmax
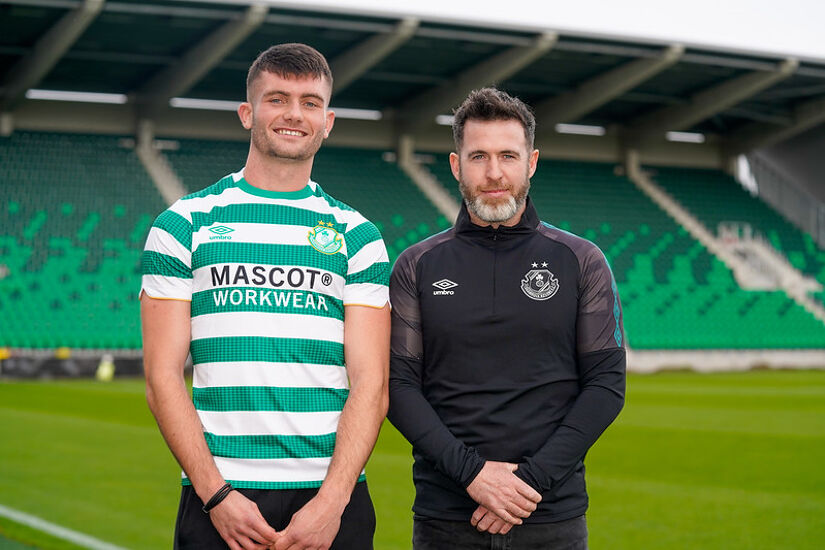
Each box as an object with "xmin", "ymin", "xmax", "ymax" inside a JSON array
[
  {"xmin": 246, "ymin": 43, "xmax": 333, "ymax": 96},
  {"xmin": 452, "ymin": 87, "xmax": 536, "ymax": 151}
]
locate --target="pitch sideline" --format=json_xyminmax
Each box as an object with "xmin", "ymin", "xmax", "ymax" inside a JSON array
[{"xmin": 0, "ymin": 504, "xmax": 127, "ymax": 550}]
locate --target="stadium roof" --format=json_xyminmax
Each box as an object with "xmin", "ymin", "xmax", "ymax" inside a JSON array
[{"xmin": 2, "ymin": 0, "xmax": 825, "ymax": 166}]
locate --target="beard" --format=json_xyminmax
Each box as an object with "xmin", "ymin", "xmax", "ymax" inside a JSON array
[
  {"xmin": 459, "ymin": 172, "xmax": 530, "ymax": 224},
  {"xmin": 250, "ymin": 118, "xmax": 325, "ymax": 162}
]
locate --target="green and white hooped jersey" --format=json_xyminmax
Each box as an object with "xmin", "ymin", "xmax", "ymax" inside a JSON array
[{"xmin": 141, "ymin": 169, "xmax": 390, "ymax": 489}]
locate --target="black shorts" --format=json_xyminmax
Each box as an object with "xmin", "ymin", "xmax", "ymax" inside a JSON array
[{"xmin": 174, "ymin": 481, "xmax": 375, "ymax": 549}]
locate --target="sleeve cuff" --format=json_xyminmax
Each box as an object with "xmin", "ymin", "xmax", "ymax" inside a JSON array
[
  {"xmin": 343, "ymin": 283, "xmax": 389, "ymax": 308},
  {"xmin": 458, "ymin": 448, "xmax": 486, "ymax": 489},
  {"xmin": 514, "ymin": 464, "xmax": 545, "ymax": 493}
]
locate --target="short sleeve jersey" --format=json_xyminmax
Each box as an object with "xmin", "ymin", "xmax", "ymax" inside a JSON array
[{"xmin": 141, "ymin": 169, "xmax": 390, "ymax": 489}]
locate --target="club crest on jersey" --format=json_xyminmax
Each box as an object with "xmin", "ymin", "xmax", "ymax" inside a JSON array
[
  {"xmin": 521, "ymin": 268, "xmax": 559, "ymax": 301},
  {"xmin": 308, "ymin": 221, "xmax": 343, "ymax": 255}
]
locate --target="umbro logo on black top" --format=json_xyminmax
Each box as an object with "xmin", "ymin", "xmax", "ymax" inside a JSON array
[{"xmin": 432, "ymin": 279, "xmax": 457, "ymax": 295}]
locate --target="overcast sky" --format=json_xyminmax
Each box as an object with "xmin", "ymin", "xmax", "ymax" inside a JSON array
[{"xmin": 263, "ymin": 0, "xmax": 825, "ymax": 62}]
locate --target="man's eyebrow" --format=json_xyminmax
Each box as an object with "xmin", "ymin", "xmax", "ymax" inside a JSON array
[
  {"xmin": 302, "ymin": 93, "xmax": 326, "ymax": 103},
  {"xmin": 262, "ymin": 90, "xmax": 325, "ymax": 103},
  {"xmin": 465, "ymin": 149, "xmax": 521, "ymax": 157}
]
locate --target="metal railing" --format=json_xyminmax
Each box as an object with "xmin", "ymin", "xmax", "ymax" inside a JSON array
[{"xmin": 745, "ymin": 153, "xmax": 825, "ymax": 247}]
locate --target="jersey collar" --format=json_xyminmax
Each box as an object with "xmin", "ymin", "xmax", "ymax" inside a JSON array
[{"xmin": 237, "ymin": 177, "xmax": 314, "ymax": 199}]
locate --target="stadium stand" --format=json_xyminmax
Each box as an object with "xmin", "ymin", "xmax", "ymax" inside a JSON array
[
  {"xmin": 649, "ymin": 166, "xmax": 825, "ymax": 306},
  {"xmin": 2, "ymin": 0, "xmax": 824, "ymax": 369},
  {"xmin": 162, "ymin": 138, "xmax": 248, "ymax": 193},
  {"xmin": 0, "ymin": 131, "xmax": 165, "ymax": 349},
  {"xmin": 423, "ymin": 157, "xmax": 825, "ymax": 348},
  {"xmin": 2, "ymin": 131, "xmax": 823, "ymax": 351}
]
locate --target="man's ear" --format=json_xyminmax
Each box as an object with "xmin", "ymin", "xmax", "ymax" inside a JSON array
[
  {"xmin": 528, "ymin": 149, "xmax": 539, "ymax": 178},
  {"xmin": 323, "ymin": 109, "xmax": 335, "ymax": 138},
  {"xmin": 449, "ymin": 152, "xmax": 460, "ymax": 182},
  {"xmin": 238, "ymin": 102, "xmax": 253, "ymax": 130}
]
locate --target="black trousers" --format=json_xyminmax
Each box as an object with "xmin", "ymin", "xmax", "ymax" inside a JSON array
[
  {"xmin": 412, "ymin": 514, "xmax": 587, "ymax": 550},
  {"xmin": 174, "ymin": 481, "xmax": 375, "ymax": 549}
]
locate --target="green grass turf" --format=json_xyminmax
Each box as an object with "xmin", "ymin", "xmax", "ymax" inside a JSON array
[
  {"xmin": 0, "ymin": 515, "xmax": 85, "ymax": 550},
  {"xmin": 0, "ymin": 370, "xmax": 823, "ymax": 549}
]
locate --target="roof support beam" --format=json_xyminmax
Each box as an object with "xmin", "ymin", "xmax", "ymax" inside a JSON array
[
  {"xmin": 723, "ymin": 94, "xmax": 825, "ymax": 155},
  {"xmin": 0, "ymin": 0, "xmax": 105, "ymax": 111},
  {"xmin": 623, "ymin": 57, "xmax": 798, "ymax": 144},
  {"xmin": 534, "ymin": 44, "xmax": 683, "ymax": 127},
  {"xmin": 331, "ymin": 18, "xmax": 418, "ymax": 95},
  {"xmin": 133, "ymin": 3, "xmax": 268, "ymax": 115},
  {"xmin": 396, "ymin": 32, "xmax": 557, "ymax": 133}
]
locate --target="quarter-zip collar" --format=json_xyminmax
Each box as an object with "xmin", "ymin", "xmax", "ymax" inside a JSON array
[{"xmin": 454, "ymin": 196, "xmax": 539, "ymax": 245}]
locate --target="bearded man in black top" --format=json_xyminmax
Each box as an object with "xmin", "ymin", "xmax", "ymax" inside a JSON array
[{"xmin": 388, "ymin": 87, "xmax": 626, "ymax": 549}]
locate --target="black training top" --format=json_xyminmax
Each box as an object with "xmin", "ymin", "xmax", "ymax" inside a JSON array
[{"xmin": 388, "ymin": 198, "xmax": 626, "ymax": 523}]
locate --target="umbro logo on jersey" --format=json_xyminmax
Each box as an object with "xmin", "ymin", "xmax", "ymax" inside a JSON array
[
  {"xmin": 432, "ymin": 279, "xmax": 457, "ymax": 295},
  {"xmin": 208, "ymin": 225, "xmax": 234, "ymax": 240},
  {"xmin": 209, "ymin": 225, "xmax": 234, "ymax": 235}
]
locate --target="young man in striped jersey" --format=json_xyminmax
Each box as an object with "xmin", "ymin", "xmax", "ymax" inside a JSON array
[{"xmin": 141, "ymin": 43, "xmax": 390, "ymax": 550}]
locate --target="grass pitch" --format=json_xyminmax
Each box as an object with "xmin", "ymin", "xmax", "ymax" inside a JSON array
[{"xmin": 0, "ymin": 370, "xmax": 823, "ymax": 549}]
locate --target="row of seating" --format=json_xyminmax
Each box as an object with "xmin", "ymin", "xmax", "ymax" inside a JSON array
[
  {"xmin": 650, "ymin": 166, "xmax": 825, "ymax": 307},
  {"xmin": 0, "ymin": 132, "xmax": 162, "ymax": 349},
  {"xmin": 1, "ymin": 131, "xmax": 824, "ymax": 350}
]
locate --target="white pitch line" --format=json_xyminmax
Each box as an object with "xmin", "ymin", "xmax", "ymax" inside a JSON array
[{"xmin": 0, "ymin": 504, "xmax": 127, "ymax": 550}]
